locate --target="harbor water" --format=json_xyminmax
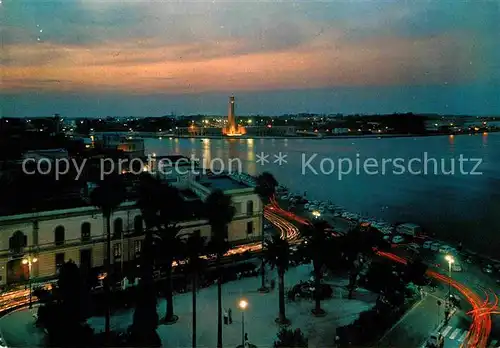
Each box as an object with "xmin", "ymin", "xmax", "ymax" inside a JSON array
[{"xmin": 144, "ymin": 133, "xmax": 500, "ymax": 257}]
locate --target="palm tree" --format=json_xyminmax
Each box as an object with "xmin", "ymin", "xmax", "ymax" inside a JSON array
[
  {"xmin": 264, "ymin": 234, "xmax": 291, "ymax": 325},
  {"xmin": 299, "ymin": 220, "xmax": 334, "ymax": 316},
  {"xmin": 183, "ymin": 232, "xmax": 207, "ymax": 348},
  {"xmin": 90, "ymin": 174, "xmax": 126, "ymax": 337},
  {"xmin": 254, "ymin": 172, "xmax": 278, "ymax": 292},
  {"xmin": 157, "ymin": 185, "xmax": 186, "ymax": 324},
  {"xmin": 129, "ymin": 229, "xmax": 160, "ymax": 347},
  {"xmin": 37, "ymin": 260, "xmax": 92, "ymax": 347},
  {"xmin": 341, "ymin": 226, "xmax": 364, "ymax": 300},
  {"xmin": 341, "ymin": 224, "xmax": 389, "ymax": 299},
  {"xmin": 137, "ymin": 173, "xmax": 185, "ymax": 324},
  {"xmin": 204, "ymin": 189, "xmax": 235, "ymax": 348}
]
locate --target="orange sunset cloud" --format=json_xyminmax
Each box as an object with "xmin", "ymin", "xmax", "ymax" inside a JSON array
[{"xmin": 1, "ymin": 31, "xmax": 478, "ymax": 94}]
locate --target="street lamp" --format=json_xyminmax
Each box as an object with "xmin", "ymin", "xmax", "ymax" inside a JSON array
[
  {"xmin": 445, "ymin": 255, "xmax": 454, "ymax": 307},
  {"xmin": 312, "ymin": 210, "xmax": 321, "ymax": 218},
  {"xmin": 436, "ymin": 300, "xmax": 442, "ymax": 327},
  {"xmin": 239, "ymin": 299, "xmax": 248, "ymax": 348},
  {"xmin": 22, "ymin": 256, "xmax": 38, "ymax": 308}
]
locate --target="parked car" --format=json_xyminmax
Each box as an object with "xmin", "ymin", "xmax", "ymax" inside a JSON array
[
  {"xmin": 423, "ymin": 241, "xmax": 433, "ymax": 249},
  {"xmin": 425, "ymin": 332, "xmax": 444, "ymax": 347},
  {"xmin": 448, "ymin": 247, "xmax": 457, "ymax": 255},
  {"xmin": 392, "ymin": 235, "xmax": 405, "ymax": 244},
  {"xmin": 449, "ymin": 294, "xmax": 461, "ymax": 308},
  {"xmin": 482, "ymin": 264, "xmax": 494, "ymax": 274},
  {"xmin": 451, "ymin": 262, "xmax": 462, "ymax": 272},
  {"xmin": 431, "ymin": 243, "xmax": 441, "ymax": 251},
  {"xmin": 406, "ymin": 243, "xmax": 420, "ymax": 253},
  {"xmin": 439, "ymin": 245, "xmax": 452, "ymax": 254}
]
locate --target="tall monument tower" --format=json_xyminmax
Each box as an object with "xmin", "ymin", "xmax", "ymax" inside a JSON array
[
  {"xmin": 228, "ymin": 95, "xmax": 236, "ymax": 133},
  {"xmin": 223, "ymin": 95, "xmax": 245, "ymax": 136}
]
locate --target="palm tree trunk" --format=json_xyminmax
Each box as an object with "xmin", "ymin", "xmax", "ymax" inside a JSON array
[
  {"xmin": 278, "ymin": 270, "xmax": 286, "ymax": 323},
  {"xmin": 348, "ymin": 270, "xmax": 357, "ymax": 299},
  {"xmin": 217, "ymin": 258, "xmax": 223, "ymax": 348},
  {"xmin": 314, "ymin": 265, "xmax": 322, "ymax": 314},
  {"xmin": 260, "ymin": 257, "xmax": 266, "ymax": 289},
  {"xmin": 165, "ymin": 256, "xmax": 175, "ymax": 322},
  {"xmin": 105, "ymin": 214, "xmax": 111, "ymax": 337},
  {"xmin": 259, "ymin": 206, "xmax": 267, "ymax": 292},
  {"xmin": 192, "ymin": 273, "xmax": 197, "ymax": 348}
]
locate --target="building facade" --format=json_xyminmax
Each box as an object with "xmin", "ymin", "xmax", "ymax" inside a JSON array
[
  {"xmin": 91, "ymin": 133, "xmax": 145, "ymax": 159},
  {"xmin": 0, "ymin": 175, "xmax": 262, "ymax": 286}
]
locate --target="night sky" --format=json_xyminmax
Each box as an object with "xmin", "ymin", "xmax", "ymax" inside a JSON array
[{"xmin": 1, "ymin": 0, "xmax": 499, "ymax": 117}]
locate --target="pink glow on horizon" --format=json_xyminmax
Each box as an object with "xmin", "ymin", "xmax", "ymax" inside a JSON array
[{"xmin": 1, "ymin": 32, "xmax": 479, "ymax": 94}]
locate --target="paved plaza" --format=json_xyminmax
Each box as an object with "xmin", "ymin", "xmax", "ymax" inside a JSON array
[{"xmin": 0, "ymin": 264, "xmax": 377, "ymax": 347}]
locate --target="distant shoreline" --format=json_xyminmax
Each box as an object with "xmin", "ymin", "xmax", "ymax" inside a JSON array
[
  {"xmin": 144, "ymin": 131, "xmax": 497, "ymax": 140},
  {"xmin": 86, "ymin": 129, "xmax": 498, "ymax": 141}
]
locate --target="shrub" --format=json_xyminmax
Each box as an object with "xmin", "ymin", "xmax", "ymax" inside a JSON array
[
  {"xmin": 36, "ymin": 261, "xmax": 93, "ymax": 347},
  {"xmin": 274, "ymin": 327, "xmax": 308, "ymax": 348},
  {"xmin": 33, "ymin": 288, "xmax": 52, "ymax": 303},
  {"xmin": 316, "ymin": 283, "xmax": 333, "ymax": 300}
]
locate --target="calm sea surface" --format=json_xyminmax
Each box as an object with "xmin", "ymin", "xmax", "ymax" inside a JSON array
[{"xmin": 144, "ymin": 133, "xmax": 500, "ymax": 257}]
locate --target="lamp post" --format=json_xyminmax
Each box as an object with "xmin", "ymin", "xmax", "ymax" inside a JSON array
[
  {"xmin": 445, "ymin": 255, "xmax": 454, "ymax": 312},
  {"xmin": 312, "ymin": 211, "xmax": 321, "ymax": 219},
  {"xmin": 436, "ymin": 300, "xmax": 442, "ymax": 327},
  {"xmin": 445, "ymin": 255, "xmax": 454, "ymax": 295},
  {"xmin": 22, "ymin": 256, "xmax": 38, "ymax": 308},
  {"xmin": 239, "ymin": 299, "xmax": 248, "ymax": 348}
]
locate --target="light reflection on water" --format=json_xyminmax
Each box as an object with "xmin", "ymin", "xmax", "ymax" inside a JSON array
[{"xmin": 147, "ymin": 134, "xmax": 500, "ymax": 256}]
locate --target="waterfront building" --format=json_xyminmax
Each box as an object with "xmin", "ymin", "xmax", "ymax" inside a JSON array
[
  {"xmin": 245, "ymin": 125, "xmax": 297, "ymax": 136},
  {"xmin": 150, "ymin": 155, "xmax": 200, "ymax": 184},
  {"xmin": 0, "ymin": 174, "xmax": 262, "ymax": 286},
  {"xmin": 332, "ymin": 128, "xmax": 349, "ymax": 135},
  {"xmin": 23, "ymin": 148, "xmax": 68, "ymax": 161},
  {"xmin": 92, "ymin": 133, "xmax": 145, "ymax": 159}
]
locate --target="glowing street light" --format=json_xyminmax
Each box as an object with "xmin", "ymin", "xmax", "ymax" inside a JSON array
[
  {"xmin": 239, "ymin": 299, "xmax": 248, "ymax": 310},
  {"xmin": 22, "ymin": 256, "xmax": 38, "ymax": 308},
  {"xmin": 312, "ymin": 210, "xmax": 321, "ymax": 218},
  {"xmin": 239, "ymin": 299, "xmax": 248, "ymax": 347}
]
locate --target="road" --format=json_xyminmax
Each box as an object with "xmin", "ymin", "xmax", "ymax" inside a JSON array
[
  {"xmin": 0, "ymin": 238, "xmax": 272, "ymax": 314},
  {"xmin": 375, "ymin": 283, "xmax": 477, "ymax": 347},
  {"xmin": 269, "ymin": 196, "xmax": 499, "ymax": 347},
  {"xmin": 377, "ymin": 294, "xmax": 446, "ymax": 347},
  {"xmin": 441, "ymin": 310, "xmax": 475, "ymax": 348},
  {"xmin": 391, "ymin": 245, "xmax": 500, "ymax": 347},
  {"xmin": 0, "ymin": 305, "xmax": 45, "ymax": 347}
]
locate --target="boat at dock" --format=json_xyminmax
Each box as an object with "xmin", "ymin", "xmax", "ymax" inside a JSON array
[{"xmin": 274, "ymin": 189, "xmax": 398, "ymax": 234}]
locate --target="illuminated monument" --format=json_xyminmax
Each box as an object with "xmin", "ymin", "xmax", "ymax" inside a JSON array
[{"xmin": 223, "ymin": 95, "xmax": 246, "ymax": 136}]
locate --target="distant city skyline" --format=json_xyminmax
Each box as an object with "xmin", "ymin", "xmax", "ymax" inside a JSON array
[{"xmin": 1, "ymin": 1, "xmax": 499, "ymax": 117}]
